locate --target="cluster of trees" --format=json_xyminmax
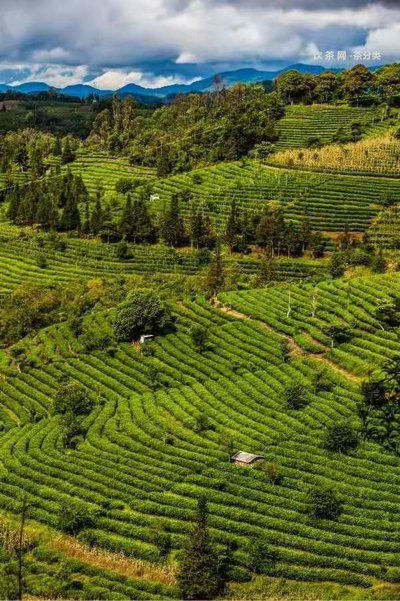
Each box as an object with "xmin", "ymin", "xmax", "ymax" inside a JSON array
[
  {"xmin": 89, "ymin": 88, "xmax": 285, "ymax": 174},
  {"xmin": 330, "ymin": 229, "xmax": 387, "ymax": 278},
  {"xmin": 53, "ymin": 379, "xmax": 94, "ymax": 448},
  {"xmin": 359, "ymin": 356, "xmax": 400, "ymax": 453},
  {"xmin": 0, "ymin": 129, "xmax": 76, "ymax": 178},
  {"xmin": 0, "ymin": 278, "xmax": 120, "ymax": 348},
  {"xmin": 114, "ymin": 289, "xmax": 173, "ymax": 342},
  {"xmin": 6, "ymin": 169, "xmax": 86, "ymax": 231},
  {"xmin": 275, "ymin": 63, "xmax": 400, "ymax": 107}
]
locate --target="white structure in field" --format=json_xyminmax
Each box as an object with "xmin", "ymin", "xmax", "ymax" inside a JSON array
[
  {"xmin": 140, "ymin": 334, "xmax": 154, "ymax": 344},
  {"xmin": 231, "ymin": 451, "xmax": 264, "ymax": 466}
]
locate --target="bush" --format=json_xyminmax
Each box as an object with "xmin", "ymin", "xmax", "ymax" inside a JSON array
[
  {"xmin": 58, "ymin": 499, "xmax": 99, "ymax": 535},
  {"xmin": 324, "ymin": 421, "xmax": 359, "ymax": 454},
  {"xmin": 114, "ymin": 289, "xmax": 172, "ymax": 342},
  {"xmin": 36, "ymin": 254, "xmax": 47, "ymax": 269},
  {"xmin": 306, "ymin": 136, "xmax": 321, "ymax": 148},
  {"xmin": 249, "ymin": 537, "xmax": 279, "ymax": 573},
  {"xmin": 115, "ymin": 178, "xmax": 141, "ymax": 194},
  {"xmin": 308, "ymin": 486, "xmax": 343, "ymax": 520},
  {"xmin": 190, "ymin": 325, "xmax": 209, "ymax": 352},
  {"xmin": 284, "ymin": 382, "xmax": 310, "ymax": 410},
  {"xmin": 325, "ymin": 324, "xmax": 353, "ymax": 347},
  {"xmin": 54, "ymin": 380, "xmax": 93, "ymax": 417},
  {"xmin": 115, "ymin": 241, "xmax": 131, "ymax": 260},
  {"xmin": 259, "ymin": 461, "xmax": 282, "ymax": 484}
]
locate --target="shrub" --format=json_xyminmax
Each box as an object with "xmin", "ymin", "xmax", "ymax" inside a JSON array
[
  {"xmin": 58, "ymin": 499, "xmax": 99, "ymax": 535},
  {"xmin": 54, "ymin": 380, "xmax": 93, "ymax": 417},
  {"xmin": 259, "ymin": 461, "xmax": 282, "ymax": 484},
  {"xmin": 308, "ymin": 486, "xmax": 343, "ymax": 520},
  {"xmin": 114, "ymin": 289, "xmax": 172, "ymax": 342},
  {"xmin": 284, "ymin": 382, "xmax": 310, "ymax": 410},
  {"xmin": 307, "ymin": 136, "xmax": 321, "ymax": 148},
  {"xmin": 324, "ymin": 421, "xmax": 359, "ymax": 454},
  {"xmin": 36, "ymin": 254, "xmax": 47, "ymax": 269},
  {"xmin": 249, "ymin": 537, "xmax": 279, "ymax": 573},
  {"xmin": 115, "ymin": 241, "xmax": 131, "ymax": 260},
  {"xmin": 190, "ymin": 325, "xmax": 209, "ymax": 353},
  {"xmin": 325, "ymin": 324, "xmax": 353, "ymax": 347},
  {"xmin": 115, "ymin": 178, "xmax": 141, "ymax": 194}
]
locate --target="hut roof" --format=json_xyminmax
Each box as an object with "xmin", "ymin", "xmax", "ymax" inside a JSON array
[{"xmin": 231, "ymin": 451, "xmax": 264, "ymax": 464}]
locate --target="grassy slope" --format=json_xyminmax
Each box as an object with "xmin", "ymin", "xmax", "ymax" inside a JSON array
[{"xmin": 2, "ymin": 270, "xmax": 400, "ymax": 596}]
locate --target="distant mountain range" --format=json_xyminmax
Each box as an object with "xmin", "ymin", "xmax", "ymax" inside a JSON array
[{"xmin": 0, "ymin": 63, "xmax": 361, "ymax": 101}]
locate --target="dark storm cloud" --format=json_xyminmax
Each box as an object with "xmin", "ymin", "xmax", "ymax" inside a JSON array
[{"xmin": 0, "ymin": 0, "xmax": 399, "ymax": 87}]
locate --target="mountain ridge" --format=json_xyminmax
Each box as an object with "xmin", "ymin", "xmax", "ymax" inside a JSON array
[{"xmin": 0, "ymin": 63, "xmax": 376, "ymax": 100}]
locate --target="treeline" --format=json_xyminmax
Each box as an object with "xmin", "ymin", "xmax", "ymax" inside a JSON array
[
  {"xmin": 5, "ymin": 176, "xmax": 324, "ymax": 260},
  {"xmin": 89, "ymin": 87, "xmax": 285, "ymax": 174},
  {"xmin": 275, "ymin": 63, "xmax": 400, "ymax": 107},
  {"xmin": 0, "ymin": 129, "xmax": 77, "ymax": 180},
  {"xmin": 6, "ymin": 170, "xmax": 86, "ymax": 231}
]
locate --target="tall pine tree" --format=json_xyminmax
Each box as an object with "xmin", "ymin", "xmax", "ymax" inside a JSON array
[{"xmin": 177, "ymin": 497, "xmax": 220, "ymax": 600}]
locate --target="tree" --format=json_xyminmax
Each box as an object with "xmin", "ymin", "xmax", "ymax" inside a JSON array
[
  {"xmin": 330, "ymin": 252, "xmax": 345, "ymax": 278},
  {"xmin": 53, "ymin": 136, "xmax": 62, "ymax": 157},
  {"xmin": 276, "ymin": 70, "xmax": 310, "ymax": 104},
  {"xmin": 60, "ymin": 194, "xmax": 81, "ymax": 231},
  {"xmin": 249, "ymin": 537, "xmax": 279, "ymax": 574},
  {"xmin": 177, "ymin": 497, "xmax": 220, "ymax": 600},
  {"xmin": 256, "ymin": 251, "xmax": 276, "ymax": 286},
  {"xmin": 308, "ymin": 485, "xmax": 343, "ymax": 520},
  {"xmin": 160, "ymin": 193, "xmax": 185, "ymax": 247},
  {"xmin": 225, "ymin": 199, "xmax": 239, "ymax": 250},
  {"xmin": 90, "ymin": 194, "xmax": 103, "ymax": 235},
  {"xmin": 190, "ymin": 325, "xmax": 209, "ymax": 353},
  {"xmin": 341, "ymin": 64, "xmax": 375, "ymax": 106},
  {"xmin": 54, "ymin": 380, "xmax": 93, "ymax": 417},
  {"xmin": 58, "ymin": 498, "xmax": 98, "ymax": 535},
  {"xmin": 284, "ymin": 382, "xmax": 309, "ymax": 410},
  {"xmin": 324, "ymin": 421, "xmax": 359, "ymax": 454},
  {"xmin": 205, "ymin": 244, "xmax": 225, "ymax": 296},
  {"xmin": 114, "ymin": 289, "xmax": 172, "ymax": 342},
  {"xmin": 61, "ymin": 138, "xmax": 75, "ymax": 164},
  {"xmin": 370, "ymin": 249, "xmax": 387, "ymax": 274}
]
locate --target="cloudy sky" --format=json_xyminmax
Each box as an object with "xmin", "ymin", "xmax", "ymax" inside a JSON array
[{"xmin": 0, "ymin": 0, "xmax": 399, "ymax": 89}]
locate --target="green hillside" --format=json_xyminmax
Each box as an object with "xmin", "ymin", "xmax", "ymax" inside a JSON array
[{"xmin": 3, "ymin": 70, "xmax": 400, "ymax": 600}]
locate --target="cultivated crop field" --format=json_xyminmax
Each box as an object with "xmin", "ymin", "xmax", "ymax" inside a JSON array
[
  {"xmin": 2, "ymin": 87, "xmax": 400, "ymax": 601},
  {"xmin": 2, "ymin": 272, "xmax": 400, "ymax": 595},
  {"xmin": 270, "ymin": 133, "xmax": 400, "ymax": 176},
  {"xmin": 275, "ymin": 104, "xmax": 388, "ymax": 150}
]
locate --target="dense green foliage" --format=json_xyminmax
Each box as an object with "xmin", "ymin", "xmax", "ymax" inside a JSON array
[
  {"xmin": 90, "ymin": 88, "xmax": 284, "ymax": 173},
  {"xmin": 2, "ymin": 64, "xmax": 400, "ymax": 600}
]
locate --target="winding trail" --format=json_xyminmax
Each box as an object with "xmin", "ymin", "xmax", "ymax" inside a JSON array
[{"xmin": 214, "ymin": 299, "xmax": 361, "ymax": 384}]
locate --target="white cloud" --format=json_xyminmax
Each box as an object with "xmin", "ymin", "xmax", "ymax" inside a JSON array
[
  {"xmin": 88, "ymin": 69, "xmax": 200, "ymax": 90},
  {"xmin": 10, "ymin": 64, "xmax": 89, "ymax": 88},
  {"xmin": 354, "ymin": 22, "xmax": 400, "ymax": 58},
  {"xmin": 0, "ymin": 0, "xmax": 399, "ymax": 81}
]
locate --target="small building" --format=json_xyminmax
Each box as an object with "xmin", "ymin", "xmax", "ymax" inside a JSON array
[
  {"xmin": 231, "ymin": 451, "xmax": 265, "ymax": 467},
  {"xmin": 140, "ymin": 334, "xmax": 154, "ymax": 344},
  {"xmin": 150, "ymin": 194, "xmax": 160, "ymax": 201}
]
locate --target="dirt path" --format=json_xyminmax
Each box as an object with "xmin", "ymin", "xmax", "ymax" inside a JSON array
[{"xmin": 216, "ymin": 300, "xmax": 361, "ymax": 384}]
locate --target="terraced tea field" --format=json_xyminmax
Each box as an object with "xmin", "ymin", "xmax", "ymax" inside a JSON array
[
  {"xmin": 275, "ymin": 105, "xmax": 387, "ymax": 150},
  {"xmin": 2, "ymin": 271, "xmax": 400, "ymax": 592},
  {"xmin": 0, "ymin": 224, "xmax": 328, "ymax": 294},
  {"xmin": 145, "ymin": 163, "xmax": 400, "ymax": 233}
]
